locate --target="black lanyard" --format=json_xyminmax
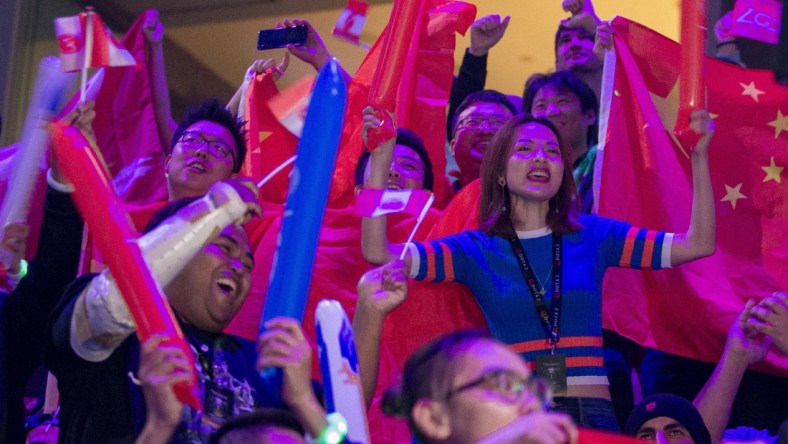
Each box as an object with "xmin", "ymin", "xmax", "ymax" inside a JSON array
[{"xmin": 507, "ymin": 231, "xmax": 563, "ymax": 348}]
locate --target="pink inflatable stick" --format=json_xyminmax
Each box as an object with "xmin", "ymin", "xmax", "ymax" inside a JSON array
[
  {"xmin": 674, "ymin": 0, "xmax": 706, "ymax": 149},
  {"xmin": 50, "ymin": 122, "xmax": 201, "ymax": 411}
]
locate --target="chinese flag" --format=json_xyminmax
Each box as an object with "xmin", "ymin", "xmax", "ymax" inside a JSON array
[
  {"xmin": 599, "ymin": 17, "xmax": 788, "ymax": 376},
  {"xmin": 90, "ymin": 11, "xmax": 168, "ymax": 205},
  {"xmin": 241, "ymin": 72, "xmax": 306, "ymax": 205}
]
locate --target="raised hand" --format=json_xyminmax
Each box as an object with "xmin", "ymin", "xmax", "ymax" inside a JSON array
[
  {"xmin": 689, "ymin": 109, "xmax": 715, "ymax": 155},
  {"xmin": 593, "ymin": 21, "xmax": 613, "ymax": 60},
  {"xmin": 357, "ymin": 260, "xmax": 409, "ymax": 317},
  {"xmin": 714, "ymin": 11, "xmax": 736, "ymax": 46},
  {"xmin": 561, "ymin": 0, "xmax": 601, "ymax": 34},
  {"xmin": 361, "ymin": 105, "xmax": 396, "ymax": 153},
  {"xmin": 277, "ymin": 19, "xmax": 331, "ymax": 71},
  {"xmin": 1, "ymin": 223, "xmax": 29, "ymax": 273},
  {"xmin": 136, "ymin": 335, "xmax": 193, "ymax": 439},
  {"xmin": 142, "ymin": 9, "xmax": 164, "ymax": 46},
  {"xmin": 216, "ymin": 178, "xmax": 262, "ymax": 223},
  {"xmin": 469, "ymin": 14, "xmax": 511, "ymax": 57},
  {"xmin": 726, "ymin": 300, "xmax": 772, "ymax": 365},
  {"xmin": 256, "ymin": 317, "xmax": 314, "ymax": 406},
  {"xmin": 249, "ymin": 53, "xmax": 290, "ymax": 81},
  {"xmin": 750, "ymin": 292, "xmax": 788, "ymax": 355}
]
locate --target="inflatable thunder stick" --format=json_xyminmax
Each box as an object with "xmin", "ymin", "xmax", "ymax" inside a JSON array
[
  {"xmin": 50, "ymin": 123, "xmax": 201, "ymax": 410},
  {"xmin": 0, "ymin": 57, "xmax": 75, "ymax": 268},
  {"xmin": 674, "ymin": 0, "xmax": 706, "ymax": 148},
  {"xmin": 316, "ymin": 300, "xmax": 369, "ymax": 444},
  {"xmin": 368, "ymin": 0, "xmax": 422, "ymax": 111},
  {"xmin": 364, "ymin": 0, "xmax": 422, "ymax": 150},
  {"xmin": 261, "ymin": 59, "xmax": 347, "ymax": 324}
]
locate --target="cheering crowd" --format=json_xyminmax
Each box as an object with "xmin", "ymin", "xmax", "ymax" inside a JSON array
[{"xmin": 1, "ymin": 0, "xmax": 787, "ymax": 443}]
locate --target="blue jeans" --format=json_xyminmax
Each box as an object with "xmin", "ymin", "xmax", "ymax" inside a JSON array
[{"xmin": 550, "ymin": 397, "xmax": 620, "ymax": 432}]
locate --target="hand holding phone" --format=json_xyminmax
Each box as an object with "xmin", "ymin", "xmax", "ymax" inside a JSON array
[{"xmin": 257, "ymin": 25, "xmax": 308, "ymax": 50}]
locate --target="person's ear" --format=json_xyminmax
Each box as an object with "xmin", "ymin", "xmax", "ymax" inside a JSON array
[
  {"xmin": 449, "ymin": 138, "xmax": 457, "ymax": 158},
  {"xmin": 164, "ymin": 154, "xmax": 171, "ymax": 174},
  {"xmin": 412, "ymin": 399, "xmax": 451, "ymax": 441},
  {"xmin": 582, "ymin": 108, "xmax": 597, "ymax": 127}
]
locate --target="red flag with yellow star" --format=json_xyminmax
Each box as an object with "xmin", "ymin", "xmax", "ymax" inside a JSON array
[
  {"xmin": 598, "ymin": 17, "xmax": 788, "ymax": 375},
  {"xmin": 241, "ymin": 72, "xmax": 307, "ymax": 205}
]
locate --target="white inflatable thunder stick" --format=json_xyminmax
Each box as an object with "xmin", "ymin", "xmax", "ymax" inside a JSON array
[
  {"xmin": 0, "ymin": 57, "xmax": 76, "ymax": 268},
  {"xmin": 316, "ymin": 299, "xmax": 370, "ymax": 444}
]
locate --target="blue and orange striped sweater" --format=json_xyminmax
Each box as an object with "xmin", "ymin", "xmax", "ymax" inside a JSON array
[{"xmin": 407, "ymin": 214, "xmax": 671, "ymax": 386}]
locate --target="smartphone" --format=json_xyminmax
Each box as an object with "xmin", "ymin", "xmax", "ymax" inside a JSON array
[{"xmin": 257, "ymin": 25, "xmax": 308, "ymax": 50}]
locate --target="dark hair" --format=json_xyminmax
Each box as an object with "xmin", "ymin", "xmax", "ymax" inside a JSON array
[
  {"xmin": 451, "ymin": 90, "xmax": 518, "ymax": 139},
  {"xmin": 478, "ymin": 113, "xmax": 581, "ymax": 237},
  {"xmin": 553, "ymin": 24, "xmax": 595, "ymax": 57},
  {"xmin": 381, "ymin": 330, "xmax": 490, "ymax": 442},
  {"xmin": 208, "ymin": 408, "xmax": 305, "ymax": 444},
  {"xmin": 353, "ymin": 128, "xmax": 435, "ymax": 190},
  {"xmin": 171, "ymin": 98, "xmax": 247, "ymax": 173},
  {"xmin": 522, "ymin": 71, "xmax": 599, "ymax": 147},
  {"xmin": 143, "ymin": 197, "xmax": 200, "ymax": 233}
]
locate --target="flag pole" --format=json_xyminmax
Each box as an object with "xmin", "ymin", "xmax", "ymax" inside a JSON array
[
  {"xmin": 256, "ymin": 155, "xmax": 297, "ymax": 189},
  {"xmin": 80, "ymin": 7, "xmax": 95, "ymax": 105},
  {"xmin": 399, "ymin": 193, "xmax": 433, "ymax": 261}
]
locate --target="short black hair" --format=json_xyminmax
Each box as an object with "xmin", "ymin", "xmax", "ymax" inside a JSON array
[
  {"xmin": 451, "ymin": 90, "xmax": 517, "ymax": 139},
  {"xmin": 354, "ymin": 128, "xmax": 434, "ymax": 190},
  {"xmin": 208, "ymin": 408, "xmax": 305, "ymax": 444},
  {"xmin": 143, "ymin": 197, "xmax": 200, "ymax": 234},
  {"xmin": 522, "ymin": 71, "xmax": 599, "ymax": 147},
  {"xmin": 171, "ymin": 98, "xmax": 246, "ymax": 173}
]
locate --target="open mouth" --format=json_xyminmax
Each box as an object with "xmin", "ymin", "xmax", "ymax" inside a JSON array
[
  {"xmin": 187, "ymin": 160, "xmax": 207, "ymax": 172},
  {"xmin": 386, "ymin": 182, "xmax": 402, "ymax": 190},
  {"xmin": 216, "ymin": 277, "xmax": 237, "ymax": 296},
  {"xmin": 527, "ymin": 169, "xmax": 550, "ymax": 182}
]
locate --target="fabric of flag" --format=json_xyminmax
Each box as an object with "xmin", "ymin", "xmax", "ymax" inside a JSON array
[
  {"xmin": 267, "ymin": 75, "xmax": 314, "ymax": 139},
  {"xmin": 89, "ymin": 11, "xmax": 168, "ymax": 205},
  {"xmin": 730, "ymin": 0, "xmax": 782, "ymax": 44},
  {"xmin": 333, "ymin": 0, "xmax": 369, "ymax": 46},
  {"xmin": 598, "ymin": 17, "xmax": 788, "ymax": 376},
  {"xmin": 354, "ymin": 188, "xmax": 433, "ymax": 217},
  {"xmin": 327, "ymin": 0, "xmax": 476, "ymax": 211},
  {"xmin": 54, "ymin": 12, "xmax": 136, "ymax": 72},
  {"xmin": 241, "ymin": 72, "xmax": 303, "ymax": 205}
]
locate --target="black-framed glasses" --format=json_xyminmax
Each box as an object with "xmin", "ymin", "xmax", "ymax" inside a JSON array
[
  {"xmin": 445, "ymin": 369, "xmax": 552, "ymax": 408},
  {"xmin": 457, "ymin": 115, "xmax": 508, "ymax": 131},
  {"xmin": 178, "ymin": 131, "xmax": 235, "ymax": 161}
]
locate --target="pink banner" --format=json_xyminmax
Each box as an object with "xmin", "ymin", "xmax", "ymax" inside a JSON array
[{"xmin": 730, "ymin": 0, "xmax": 782, "ymax": 44}]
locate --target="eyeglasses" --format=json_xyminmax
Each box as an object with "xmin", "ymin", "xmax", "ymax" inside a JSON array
[
  {"xmin": 456, "ymin": 116, "xmax": 508, "ymax": 131},
  {"xmin": 445, "ymin": 369, "xmax": 552, "ymax": 408},
  {"xmin": 178, "ymin": 131, "xmax": 235, "ymax": 161}
]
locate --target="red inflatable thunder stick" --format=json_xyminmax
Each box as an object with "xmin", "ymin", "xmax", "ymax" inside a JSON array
[
  {"xmin": 674, "ymin": 0, "xmax": 706, "ymax": 149},
  {"xmin": 50, "ymin": 122, "xmax": 201, "ymax": 411},
  {"xmin": 364, "ymin": 0, "xmax": 424, "ymax": 151}
]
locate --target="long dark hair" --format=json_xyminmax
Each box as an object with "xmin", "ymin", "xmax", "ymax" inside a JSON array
[
  {"xmin": 381, "ymin": 330, "xmax": 489, "ymax": 442},
  {"xmin": 479, "ymin": 113, "xmax": 581, "ymax": 237}
]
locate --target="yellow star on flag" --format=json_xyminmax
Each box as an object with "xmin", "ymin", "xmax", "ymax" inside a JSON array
[
  {"xmin": 739, "ymin": 81, "xmax": 765, "ymax": 102},
  {"xmin": 258, "ymin": 131, "xmax": 272, "ymax": 143},
  {"xmin": 721, "ymin": 183, "xmax": 747, "ymax": 209},
  {"xmin": 762, "ymin": 157, "xmax": 784, "ymax": 183},
  {"xmin": 767, "ymin": 110, "xmax": 788, "ymax": 138}
]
